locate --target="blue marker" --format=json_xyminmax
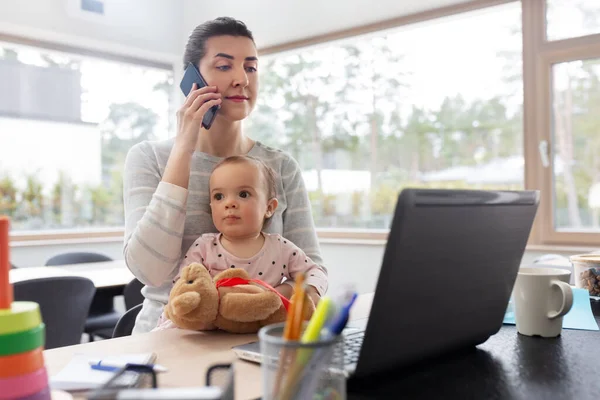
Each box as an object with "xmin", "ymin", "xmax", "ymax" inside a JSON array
[
  {"xmin": 88, "ymin": 359, "xmax": 168, "ymax": 373},
  {"xmin": 323, "ymin": 292, "xmax": 358, "ymax": 338}
]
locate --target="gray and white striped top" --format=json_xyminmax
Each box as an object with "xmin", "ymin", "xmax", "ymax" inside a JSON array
[{"xmin": 123, "ymin": 138, "xmax": 326, "ymax": 334}]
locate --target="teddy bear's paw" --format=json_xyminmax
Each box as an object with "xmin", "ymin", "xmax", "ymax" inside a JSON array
[
  {"xmin": 219, "ymin": 291, "xmax": 282, "ymax": 322},
  {"xmin": 171, "ymin": 291, "xmax": 201, "ymax": 316}
]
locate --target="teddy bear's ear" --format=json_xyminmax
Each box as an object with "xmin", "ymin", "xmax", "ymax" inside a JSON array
[{"xmin": 184, "ymin": 263, "xmax": 211, "ymax": 281}]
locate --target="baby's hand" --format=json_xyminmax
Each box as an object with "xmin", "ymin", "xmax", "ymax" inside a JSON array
[{"xmin": 306, "ymin": 285, "xmax": 321, "ymax": 306}]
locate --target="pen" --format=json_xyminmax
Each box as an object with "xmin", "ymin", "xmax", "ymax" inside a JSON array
[
  {"xmin": 88, "ymin": 360, "xmax": 168, "ymax": 373},
  {"xmin": 279, "ymin": 297, "xmax": 336, "ymax": 400},
  {"xmin": 273, "ymin": 273, "xmax": 306, "ymax": 397},
  {"xmin": 290, "ymin": 274, "xmax": 307, "ymax": 341},
  {"xmin": 323, "ymin": 292, "xmax": 358, "ymax": 338},
  {"xmin": 294, "ymin": 292, "xmax": 358, "ymax": 399}
]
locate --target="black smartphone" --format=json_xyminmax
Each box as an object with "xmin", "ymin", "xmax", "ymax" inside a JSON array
[{"xmin": 180, "ymin": 62, "xmax": 219, "ymax": 130}]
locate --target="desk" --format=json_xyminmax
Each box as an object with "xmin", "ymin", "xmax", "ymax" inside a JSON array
[
  {"xmin": 43, "ymin": 294, "xmax": 599, "ymax": 400},
  {"xmin": 9, "ymin": 260, "xmax": 134, "ymax": 288},
  {"xmin": 43, "ymin": 294, "xmax": 372, "ymax": 400},
  {"xmin": 347, "ymin": 300, "xmax": 600, "ymax": 400}
]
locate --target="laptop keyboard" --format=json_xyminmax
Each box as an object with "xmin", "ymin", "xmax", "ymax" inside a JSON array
[{"xmin": 343, "ymin": 331, "xmax": 364, "ymax": 365}]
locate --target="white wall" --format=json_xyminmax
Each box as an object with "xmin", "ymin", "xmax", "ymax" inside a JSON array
[
  {"xmin": 0, "ymin": 0, "xmax": 182, "ymax": 60},
  {"xmin": 182, "ymin": 0, "xmax": 473, "ymax": 49}
]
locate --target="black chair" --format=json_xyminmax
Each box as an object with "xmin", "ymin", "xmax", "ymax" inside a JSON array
[
  {"xmin": 45, "ymin": 252, "xmax": 123, "ymax": 342},
  {"xmin": 112, "ymin": 304, "xmax": 143, "ymax": 338},
  {"xmin": 124, "ymin": 278, "xmax": 145, "ymax": 310},
  {"xmin": 93, "ymin": 278, "xmax": 146, "ymax": 339},
  {"xmin": 13, "ymin": 276, "xmax": 96, "ymax": 349}
]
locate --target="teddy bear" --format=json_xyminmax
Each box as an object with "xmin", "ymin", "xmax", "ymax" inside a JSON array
[{"xmin": 164, "ymin": 263, "xmax": 314, "ymax": 333}]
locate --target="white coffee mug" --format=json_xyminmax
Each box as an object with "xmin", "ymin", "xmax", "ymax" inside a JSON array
[{"xmin": 513, "ymin": 267, "xmax": 573, "ymax": 337}]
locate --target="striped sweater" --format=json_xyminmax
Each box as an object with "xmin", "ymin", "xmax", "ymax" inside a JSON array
[{"xmin": 123, "ymin": 138, "xmax": 326, "ymax": 334}]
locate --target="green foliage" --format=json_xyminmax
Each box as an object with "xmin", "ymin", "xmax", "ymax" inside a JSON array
[
  {"xmin": 22, "ymin": 173, "xmax": 44, "ymax": 218},
  {"xmin": 0, "ymin": 175, "xmax": 17, "ymax": 217},
  {"xmin": 100, "ymin": 102, "xmax": 159, "ymax": 171}
]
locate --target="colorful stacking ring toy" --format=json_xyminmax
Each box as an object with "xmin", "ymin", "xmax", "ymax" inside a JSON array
[
  {"xmin": 0, "ymin": 368, "xmax": 49, "ymax": 399},
  {"xmin": 0, "ymin": 217, "xmax": 51, "ymax": 400}
]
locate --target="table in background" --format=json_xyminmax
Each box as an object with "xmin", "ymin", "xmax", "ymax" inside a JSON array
[{"xmin": 9, "ymin": 260, "xmax": 134, "ymax": 288}]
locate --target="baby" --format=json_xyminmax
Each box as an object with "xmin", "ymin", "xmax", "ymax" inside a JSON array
[{"xmin": 155, "ymin": 155, "xmax": 328, "ymax": 330}]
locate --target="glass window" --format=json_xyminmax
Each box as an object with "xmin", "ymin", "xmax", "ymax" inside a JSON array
[
  {"xmin": 0, "ymin": 43, "xmax": 173, "ymax": 231},
  {"xmin": 245, "ymin": 3, "xmax": 523, "ymax": 229},
  {"xmin": 546, "ymin": 0, "xmax": 600, "ymax": 41},
  {"xmin": 551, "ymin": 58, "xmax": 600, "ymax": 232}
]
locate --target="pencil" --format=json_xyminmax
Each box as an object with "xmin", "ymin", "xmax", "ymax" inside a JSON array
[
  {"xmin": 290, "ymin": 274, "xmax": 306, "ymax": 340},
  {"xmin": 272, "ymin": 273, "xmax": 306, "ymax": 397},
  {"xmin": 279, "ymin": 296, "xmax": 334, "ymax": 400}
]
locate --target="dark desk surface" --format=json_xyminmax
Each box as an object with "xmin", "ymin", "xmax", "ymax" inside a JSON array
[{"xmin": 348, "ymin": 300, "xmax": 600, "ymax": 400}]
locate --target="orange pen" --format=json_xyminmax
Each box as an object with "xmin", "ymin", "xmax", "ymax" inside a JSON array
[
  {"xmin": 273, "ymin": 273, "xmax": 306, "ymax": 397},
  {"xmin": 290, "ymin": 274, "xmax": 306, "ymax": 340}
]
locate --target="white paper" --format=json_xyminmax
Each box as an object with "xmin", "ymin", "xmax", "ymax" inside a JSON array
[{"xmin": 49, "ymin": 353, "xmax": 154, "ymax": 391}]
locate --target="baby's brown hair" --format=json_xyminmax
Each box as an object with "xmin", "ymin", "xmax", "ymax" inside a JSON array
[{"xmin": 211, "ymin": 155, "xmax": 277, "ymax": 201}]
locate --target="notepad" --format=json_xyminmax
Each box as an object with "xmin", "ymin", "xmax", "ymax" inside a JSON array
[
  {"xmin": 49, "ymin": 352, "xmax": 156, "ymax": 392},
  {"xmin": 503, "ymin": 288, "xmax": 599, "ymax": 331}
]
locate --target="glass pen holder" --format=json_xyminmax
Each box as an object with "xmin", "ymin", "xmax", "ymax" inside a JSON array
[{"xmin": 258, "ymin": 322, "xmax": 346, "ymax": 400}]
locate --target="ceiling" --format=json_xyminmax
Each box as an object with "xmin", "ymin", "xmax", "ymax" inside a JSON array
[{"xmin": 183, "ymin": 0, "xmax": 477, "ymax": 49}]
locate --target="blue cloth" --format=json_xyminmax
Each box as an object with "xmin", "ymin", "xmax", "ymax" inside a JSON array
[{"xmin": 503, "ymin": 288, "xmax": 599, "ymax": 331}]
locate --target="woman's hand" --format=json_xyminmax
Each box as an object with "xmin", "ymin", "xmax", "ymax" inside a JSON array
[
  {"xmin": 175, "ymin": 83, "xmax": 222, "ymax": 153},
  {"xmin": 163, "ymin": 83, "xmax": 222, "ymax": 188}
]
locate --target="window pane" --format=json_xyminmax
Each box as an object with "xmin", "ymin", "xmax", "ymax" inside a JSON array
[
  {"xmin": 245, "ymin": 3, "xmax": 523, "ymax": 229},
  {"xmin": 0, "ymin": 44, "xmax": 173, "ymax": 231},
  {"xmin": 546, "ymin": 0, "xmax": 600, "ymax": 41},
  {"xmin": 552, "ymin": 59, "xmax": 600, "ymax": 232}
]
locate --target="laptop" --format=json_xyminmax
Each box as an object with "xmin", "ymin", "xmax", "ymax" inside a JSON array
[{"xmin": 233, "ymin": 188, "xmax": 540, "ymax": 379}]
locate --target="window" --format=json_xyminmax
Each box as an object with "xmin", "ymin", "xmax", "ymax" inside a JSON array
[
  {"xmin": 526, "ymin": 0, "xmax": 600, "ymax": 245},
  {"xmin": 0, "ymin": 42, "xmax": 173, "ymax": 233},
  {"xmin": 3, "ymin": 0, "xmax": 598, "ymax": 247},
  {"xmin": 546, "ymin": 0, "xmax": 600, "ymax": 41},
  {"xmin": 551, "ymin": 59, "xmax": 600, "ymax": 232},
  {"xmin": 246, "ymin": 3, "xmax": 523, "ymax": 229}
]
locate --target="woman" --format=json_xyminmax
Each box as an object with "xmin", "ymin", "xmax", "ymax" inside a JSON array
[{"xmin": 123, "ymin": 17, "xmax": 326, "ymax": 334}]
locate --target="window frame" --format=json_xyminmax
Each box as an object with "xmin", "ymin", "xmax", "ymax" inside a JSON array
[
  {"xmin": 6, "ymin": 0, "xmax": 600, "ymax": 248},
  {"xmin": 525, "ymin": 0, "xmax": 600, "ymax": 246}
]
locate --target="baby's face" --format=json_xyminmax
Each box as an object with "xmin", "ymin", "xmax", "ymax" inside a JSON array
[{"xmin": 209, "ymin": 162, "xmax": 273, "ymax": 239}]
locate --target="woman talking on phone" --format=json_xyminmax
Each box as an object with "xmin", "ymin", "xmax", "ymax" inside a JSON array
[{"xmin": 123, "ymin": 17, "xmax": 326, "ymax": 334}]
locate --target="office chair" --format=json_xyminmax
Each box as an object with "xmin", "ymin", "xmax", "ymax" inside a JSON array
[
  {"xmin": 124, "ymin": 278, "xmax": 145, "ymax": 310},
  {"xmin": 112, "ymin": 304, "xmax": 143, "ymax": 338},
  {"xmin": 13, "ymin": 276, "xmax": 96, "ymax": 349},
  {"xmin": 45, "ymin": 252, "xmax": 123, "ymax": 341}
]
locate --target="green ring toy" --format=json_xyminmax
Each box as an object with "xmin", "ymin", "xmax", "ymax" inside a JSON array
[{"xmin": 0, "ymin": 323, "xmax": 45, "ymax": 356}]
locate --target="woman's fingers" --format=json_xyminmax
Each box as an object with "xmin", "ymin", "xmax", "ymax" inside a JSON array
[
  {"xmin": 182, "ymin": 83, "xmax": 218, "ymax": 108},
  {"xmin": 193, "ymin": 99, "xmax": 222, "ymax": 120},
  {"xmin": 187, "ymin": 91, "xmax": 221, "ymax": 113}
]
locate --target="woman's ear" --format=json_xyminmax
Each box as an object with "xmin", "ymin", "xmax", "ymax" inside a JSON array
[{"xmin": 265, "ymin": 198, "xmax": 278, "ymax": 218}]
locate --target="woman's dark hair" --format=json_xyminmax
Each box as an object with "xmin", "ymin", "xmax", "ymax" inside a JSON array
[{"xmin": 183, "ymin": 17, "xmax": 255, "ymax": 69}]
